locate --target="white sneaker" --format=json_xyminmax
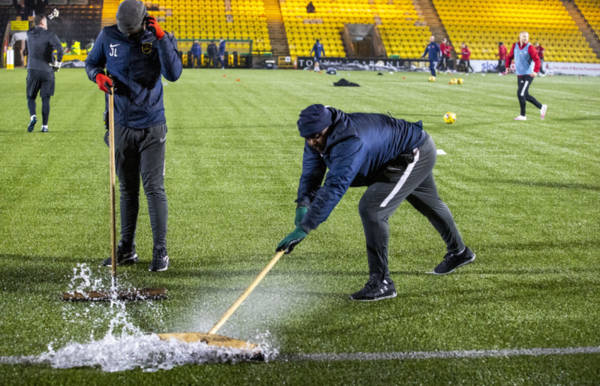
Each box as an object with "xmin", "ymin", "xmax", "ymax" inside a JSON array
[
  {"xmin": 540, "ymin": 104, "xmax": 548, "ymax": 120},
  {"xmin": 514, "ymin": 115, "xmax": 527, "ymax": 121}
]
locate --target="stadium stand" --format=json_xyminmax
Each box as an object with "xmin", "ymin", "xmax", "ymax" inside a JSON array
[
  {"xmin": 2, "ymin": 0, "xmax": 600, "ymax": 66},
  {"xmin": 141, "ymin": 0, "xmax": 272, "ymax": 54},
  {"xmin": 280, "ymin": 0, "xmax": 432, "ymax": 58},
  {"xmin": 433, "ymin": 0, "xmax": 600, "ymax": 63},
  {"xmin": 575, "ymin": 0, "xmax": 600, "ymax": 36}
]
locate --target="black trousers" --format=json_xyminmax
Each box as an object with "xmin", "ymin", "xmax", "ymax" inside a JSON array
[
  {"xmin": 517, "ymin": 75, "xmax": 542, "ymax": 116},
  {"xmin": 113, "ymin": 124, "xmax": 168, "ymax": 255},
  {"xmin": 358, "ymin": 134, "xmax": 465, "ymax": 280},
  {"xmin": 26, "ymin": 69, "xmax": 54, "ymax": 125},
  {"xmin": 428, "ymin": 59, "xmax": 437, "ymax": 76}
]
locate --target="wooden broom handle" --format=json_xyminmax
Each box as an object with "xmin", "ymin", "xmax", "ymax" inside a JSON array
[
  {"xmin": 208, "ymin": 250, "xmax": 285, "ymax": 335},
  {"xmin": 108, "ymin": 89, "xmax": 117, "ymax": 280}
]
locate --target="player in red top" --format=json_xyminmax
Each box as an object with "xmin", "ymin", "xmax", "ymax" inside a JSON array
[
  {"xmin": 497, "ymin": 42, "xmax": 507, "ymax": 72},
  {"xmin": 459, "ymin": 43, "xmax": 473, "ymax": 73},
  {"xmin": 535, "ymin": 42, "xmax": 545, "ymax": 75},
  {"xmin": 438, "ymin": 38, "xmax": 453, "ymax": 72}
]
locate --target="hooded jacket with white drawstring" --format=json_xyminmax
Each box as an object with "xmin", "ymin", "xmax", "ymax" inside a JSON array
[{"xmin": 296, "ymin": 107, "xmax": 427, "ymax": 232}]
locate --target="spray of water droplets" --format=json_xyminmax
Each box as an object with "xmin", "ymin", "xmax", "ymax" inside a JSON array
[{"xmin": 35, "ymin": 263, "xmax": 277, "ymax": 371}]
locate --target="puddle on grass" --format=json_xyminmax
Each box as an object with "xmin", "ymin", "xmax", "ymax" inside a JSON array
[{"xmin": 10, "ymin": 263, "xmax": 278, "ymax": 372}]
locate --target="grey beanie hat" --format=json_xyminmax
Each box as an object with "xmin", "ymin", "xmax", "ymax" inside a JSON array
[{"xmin": 116, "ymin": 0, "xmax": 146, "ymax": 35}]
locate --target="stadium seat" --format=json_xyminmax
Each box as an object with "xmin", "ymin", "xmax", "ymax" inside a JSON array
[{"xmin": 433, "ymin": 0, "xmax": 600, "ymax": 63}]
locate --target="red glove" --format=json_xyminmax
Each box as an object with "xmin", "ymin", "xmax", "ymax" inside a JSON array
[
  {"xmin": 146, "ymin": 16, "xmax": 164, "ymax": 40},
  {"xmin": 95, "ymin": 73, "xmax": 113, "ymax": 94}
]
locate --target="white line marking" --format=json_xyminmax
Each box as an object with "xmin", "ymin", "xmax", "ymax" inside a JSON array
[
  {"xmin": 380, "ymin": 149, "xmax": 420, "ymax": 208},
  {"xmin": 437, "ymin": 149, "xmax": 446, "ymax": 155},
  {"xmin": 0, "ymin": 356, "xmax": 40, "ymax": 365},
  {"xmin": 285, "ymin": 346, "xmax": 600, "ymax": 362},
  {"xmin": 1, "ymin": 346, "xmax": 599, "ymax": 366}
]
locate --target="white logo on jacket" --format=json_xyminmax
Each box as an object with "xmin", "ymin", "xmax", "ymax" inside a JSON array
[{"xmin": 109, "ymin": 43, "xmax": 119, "ymax": 57}]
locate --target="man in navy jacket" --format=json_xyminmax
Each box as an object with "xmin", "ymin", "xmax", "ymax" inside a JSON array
[
  {"xmin": 277, "ymin": 105, "xmax": 475, "ymax": 301},
  {"xmin": 422, "ymin": 35, "xmax": 440, "ymax": 77},
  {"xmin": 85, "ymin": 0, "xmax": 182, "ymax": 272}
]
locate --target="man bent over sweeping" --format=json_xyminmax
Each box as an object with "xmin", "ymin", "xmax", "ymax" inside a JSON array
[{"xmin": 276, "ymin": 105, "xmax": 475, "ymax": 301}]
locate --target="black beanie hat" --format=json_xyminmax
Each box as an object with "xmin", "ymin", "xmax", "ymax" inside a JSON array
[
  {"xmin": 297, "ymin": 104, "xmax": 332, "ymax": 138},
  {"xmin": 116, "ymin": 0, "xmax": 146, "ymax": 35}
]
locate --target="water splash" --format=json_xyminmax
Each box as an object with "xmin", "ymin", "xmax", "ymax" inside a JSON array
[
  {"xmin": 36, "ymin": 263, "xmax": 278, "ymax": 372},
  {"xmin": 37, "ymin": 332, "xmax": 274, "ymax": 372}
]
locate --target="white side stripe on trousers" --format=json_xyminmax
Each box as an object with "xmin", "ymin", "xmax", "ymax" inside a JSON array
[
  {"xmin": 380, "ymin": 149, "xmax": 420, "ymax": 208},
  {"xmin": 520, "ymin": 80, "xmax": 529, "ymax": 96}
]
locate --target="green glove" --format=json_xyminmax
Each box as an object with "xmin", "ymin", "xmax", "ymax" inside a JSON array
[
  {"xmin": 276, "ymin": 226, "xmax": 308, "ymax": 254},
  {"xmin": 294, "ymin": 206, "xmax": 308, "ymax": 227}
]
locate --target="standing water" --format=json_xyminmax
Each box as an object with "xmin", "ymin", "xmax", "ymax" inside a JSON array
[{"xmin": 1, "ymin": 263, "xmax": 277, "ymax": 372}]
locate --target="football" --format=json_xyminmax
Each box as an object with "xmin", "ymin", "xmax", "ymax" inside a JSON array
[
  {"xmin": 457, "ymin": 78, "xmax": 464, "ymax": 84},
  {"xmin": 443, "ymin": 112, "xmax": 457, "ymax": 124},
  {"xmin": 428, "ymin": 76, "xmax": 436, "ymax": 82}
]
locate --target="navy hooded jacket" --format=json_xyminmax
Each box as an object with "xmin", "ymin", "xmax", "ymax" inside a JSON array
[
  {"xmin": 297, "ymin": 108, "xmax": 427, "ymax": 232},
  {"xmin": 85, "ymin": 25, "xmax": 182, "ymax": 128},
  {"xmin": 422, "ymin": 42, "xmax": 440, "ymax": 61}
]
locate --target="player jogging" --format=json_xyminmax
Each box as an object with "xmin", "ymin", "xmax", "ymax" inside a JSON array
[
  {"xmin": 276, "ymin": 104, "xmax": 475, "ymax": 302},
  {"xmin": 25, "ymin": 14, "xmax": 63, "ymax": 133},
  {"xmin": 505, "ymin": 31, "xmax": 547, "ymax": 121}
]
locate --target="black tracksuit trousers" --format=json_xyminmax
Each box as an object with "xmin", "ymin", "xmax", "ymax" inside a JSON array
[
  {"xmin": 358, "ymin": 133, "xmax": 465, "ymax": 280},
  {"xmin": 113, "ymin": 124, "xmax": 168, "ymax": 255}
]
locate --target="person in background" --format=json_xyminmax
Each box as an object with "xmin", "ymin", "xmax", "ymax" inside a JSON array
[
  {"xmin": 206, "ymin": 40, "xmax": 217, "ymax": 67},
  {"xmin": 190, "ymin": 40, "xmax": 202, "ymax": 68},
  {"xmin": 218, "ymin": 39, "xmax": 226, "ymax": 69},
  {"xmin": 504, "ymin": 31, "xmax": 547, "ymax": 121},
  {"xmin": 497, "ymin": 42, "xmax": 507, "ymax": 73},
  {"xmin": 13, "ymin": 0, "xmax": 29, "ymax": 19},
  {"xmin": 535, "ymin": 42, "xmax": 545, "ymax": 75},
  {"xmin": 422, "ymin": 35, "xmax": 440, "ymax": 77},
  {"xmin": 459, "ymin": 42, "xmax": 473, "ymax": 73},
  {"xmin": 10, "ymin": 31, "xmax": 28, "ymax": 66},
  {"xmin": 310, "ymin": 38, "xmax": 325, "ymax": 71},
  {"xmin": 438, "ymin": 37, "xmax": 452, "ymax": 72},
  {"xmin": 25, "ymin": 14, "xmax": 62, "ymax": 133}
]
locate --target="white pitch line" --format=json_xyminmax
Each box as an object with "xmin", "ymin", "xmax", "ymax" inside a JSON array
[
  {"xmin": 0, "ymin": 356, "xmax": 40, "ymax": 365},
  {"xmin": 1, "ymin": 346, "xmax": 599, "ymax": 366},
  {"xmin": 285, "ymin": 346, "xmax": 600, "ymax": 362}
]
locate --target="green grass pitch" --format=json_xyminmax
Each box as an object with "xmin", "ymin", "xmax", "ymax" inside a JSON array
[{"xmin": 0, "ymin": 68, "xmax": 599, "ymax": 384}]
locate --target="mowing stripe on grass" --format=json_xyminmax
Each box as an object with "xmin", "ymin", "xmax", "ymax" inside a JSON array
[{"xmin": 285, "ymin": 346, "xmax": 600, "ymax": 362}]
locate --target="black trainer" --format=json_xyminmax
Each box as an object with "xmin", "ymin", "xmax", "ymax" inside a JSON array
[
  {"xmin": 102, "ymin": 247, "xmax": 138, "ymax": 267},
  {"xmin": 27, "ymin": 116, "xmax": 37, "ymax": 133},
  {"xmin": 432, "ymin": 246, "xmax": 476, "ymax": 275},
  {"xmin": 149, "ymin": 249, "xmax": 169, "ymax": 272},
  {"xmin": 349, "ymin": 277, "xmax": 397, "ymax": 301}
]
